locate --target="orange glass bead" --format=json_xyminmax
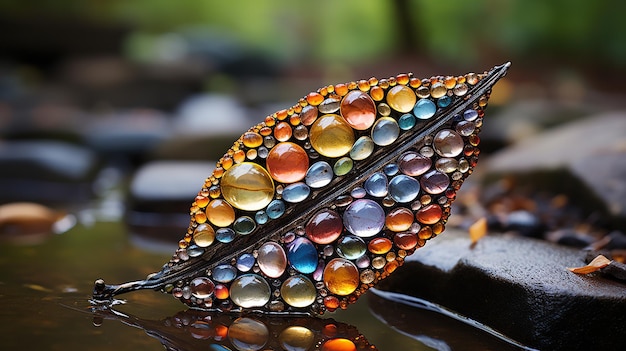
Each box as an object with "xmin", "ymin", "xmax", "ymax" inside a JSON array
[
  {"xmin": 367, "ymin": 237, "xmax": 393, "ymax": 255},
  {"xmin": 289, "ymin": 114, "xmax": 301, "ymax": 126},
  {"xmin": 444, "ymin": 76, "xmax": 457, "ymax": 89},
  {"xmin": 321, "ymin": 338, "xmax": 357, "ymax": 351},
  {"xmin": 357, "ymin": 79, "xmax": 370, "ymax": 91},
  {"xmin": 306, "ymin": 92, "xmax": 324, "ymax": 106},
  {"xmin": 385, "ymin": 207, "xmax": 414, "ymax": 232},
  {"xmin": 323, "ymin": 258, "xmax": 359, "ymax": 296},
  {"xmin": 396, "ymin": 73, "xmax": 409, "ymax": 85},
  {"xmin": 394, "ymin": 232, "xmax": 418, "ymax": 250},
  {"xmin": 416, "ymin": 204, "xmax": 443, "ymax": 225},
  {"xmin": 368, "ymin": 77, "xmax": 378, "ymax": 86},
  {"xmin": 433, "ymin": 222, "xmax": 445, "ymax": 235},
  {"xmin": 194, "ymin": 212, "xmax": 207, "ymax": 224},
  {"xmin": 206, "ymin": 199, "xmax": 235, "ymax": 227},
  {"xmin": 340, "ymin": 90, "xmax": 376, "ymax": 130},
  {"xmin": 335, "ymin": 84, "xmax": 348, "ymax": 97},
  {"xmin": 418, "ymin": 226, "xmax": 433, "ymax": 240},
  {"xmin": 347, "ymin": 81, "xmax": 357, "ymax": 90},
  {"xmin": 323, "ymin": 296, "xmax": 340, "ymax": 311},
  {"xmin": 385, "ymin": 260, "xmax": 399, "ymax": 274},
  {"xmin": 221, "ymin": 156, "xmax": 233, "ymax": 170},
  {"xmin": 259, "ymin": 126, "xmax": 272, "ymax": 136},
  {"xmin": 276, "ymin": 109, "xmax": 288, "ymax": 120},
  {"xmin": 409, "ymin": 77, "xmax": 421, "ymax": 88},
  {"xmin": 233, "ymin": 149, "xmax": 245, "ymax": 163},
  {"xmin": 214, "ymin": 284, "xmax": 229, "ymax": 299},
  {"xmin": 386, "ymin": 85, "xmax": 416, "ymax": 113},
  {"xmin": 195, "ymin": 195, "xmax": 209, "ymax": 208},
  {"xmin": 266, "ymin": 142, "xmax": 309, "ymax": 183},
  {"xmin": 264, "ymin": 116, "xmax": 276, "ymax": 127},
  {"xmin": 369, "ymin": 86, "xmax": 384, "ymax": 101},
  {"xmin": 274, "ymin": 121, "xmax": 293, "ymax": 142}
]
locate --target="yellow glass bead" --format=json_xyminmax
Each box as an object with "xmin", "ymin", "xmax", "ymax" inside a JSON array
[
  {"xmin": 370, "ymin": 86, "xmax": 384, "ymax": 101},
  {"xmin": 206, "ymin": 199, "xmax": 235, "ymax": 227},
  {"xmin": 430, "ymin": 82, "xmax": 447, "ymax": 99},
  {"xmin": 193, "ymin": 223, "xmax": 215, "ymax": 247},
  {"xmin": 278, "ymin": 326, "xmax": 315, "ymax": 351},
  {"xmin": 357, "ymin": 79, "xmax": 370, "ymax": 91},
  {"xmin": 246, "ymin": 149, "xmax": 257, "ymax": 160},
  {"xmin": 242, "ymin": 132, "xmax": 263, "ymax": 148},
  {"xmin": 386, "ymin": 85, "xmax": 416, "ymax": 113},
  {"xmin": 309, "ymin": 114, "xmax": 355, "ymax": 158},
  {"xmin": 220, "ymin": 162, "xmax": 275, "ymax": 211},
  {"xmin": 323, "ymin": 258, "xmax": 359, "ymax": 296},
  {"xmin": 280, "ymin": 275, "xmax": 316, "ymax": 308},
  {"xmin": 221, "ymin": 156, "xmax": 233, "ymax": 170}
]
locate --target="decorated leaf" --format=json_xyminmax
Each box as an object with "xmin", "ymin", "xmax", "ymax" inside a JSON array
[{"xmin": 93, "ymin": 62, "xmax": 511, "ymax": 316}]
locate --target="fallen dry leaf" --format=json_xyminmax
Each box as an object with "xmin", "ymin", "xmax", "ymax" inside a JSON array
[
  {"xmin": 469, "ymin": 217, "xmax": 488, "ymax": 244},
  {"xmin": 568, "ymin": 255, "xmax": 612, "ymax": 274}
]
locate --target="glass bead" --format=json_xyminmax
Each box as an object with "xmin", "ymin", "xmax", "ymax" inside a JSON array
[
  {"xmin": 213, "ymin": 264, "xmax": 237, "ymax": 283},
  {"xmin": 206, "ymin": 199, "xmax": 235, "ymax": 227},
  {"xmin": 363, "ymin": 172, "xmax": 388, "ymax": 197},
  {"xmin": 350, "ymin": 187, "xmax": 366, "ymax": 198},
  {"xmin": 370, "ymin": 86, "xmax": 384, "ymax": 101},
  {"xmin": 388, "ymin": 174, "xmax": 420, "ymax": 203},
  {"xmin": 255, "ymin": 210, "xmax": 269, "ymax": 224},
  {"xmin": 430, "ymin": 82, "xmax": 447, "ymax": 99},
  {"xmin": 266, "ymin": 199, "xmax": 285, "ymax": 219},
  {"xmin": 300, "ymin": 105, "xmax": 318, "ymax": 126},
  {"xmin": 371, "ymin": 256, "xmax": 386, "ymax": 269},
  {"xmin": 343, "ymin": 199, "xmax": 385, "ymax": 237},
  {"xmin": 216, "ymin": 228, "xmax": 236, "ymax": 243},
  {"xmin": 340, "ymin": 90, "xmax": 376, "ymax": 130},
  {"xmin": 463, "ymin": 109, "xmax": 479, "ymax": 121},
  {"xmin": 279, "ymin": 326, "xmax": 315, "ymax": 351},
  {"xmin": 420, "ymin": 146, "xmax": 435, "ymax": 157},
  {"xmin": 416, "ymin": 204, "xmax": 443, "ymax": 225},
  {"xmin": 386, "ymin": 85, "xmax": 416, "ymax": 113},
  {"xmin": 455, "ymin": 120, "xmax": 476, "ymax": 136},
  {"xmin": 306, "ymin": 92, "xmax": 324, "ymax": 106},
  {"xmin": 413, "ymin": 98, "xmax": 437, "ymax": 120},
  {"xmin": 306, "ymin": 209, "xmax": 343, "ymax": 244},
  {"xmin": 233, "ymin": 216, "xmax": 256, "ymax": 235},
  {"xmin": 384, "ymin": 163, "xmax": 399, "ymax": 176},
  {"xmin": 418, "ymin": 226, "xmax": 433, "ymax": 240},
  {"xmin": 221, "ymin": 162, "xmax": 274, "ymax": 211},
  {"xmin": 263, "ymin": 136, "xmax": 276, "ymax": 148},
  {"xmin": 421, "ymin": 170, "xmax": 450, "ymax": 194},
  {"xmin": 435, "ymin": 157, "xmax": 459, "ymax": 173},
  {"xmin": 398, "ymin": 151, "xmax": 431, "ymax": 176},
  {"xmin": 323, "ymin": 258, "xmax": 359, "ymax": 296},
  {"xmin": 321, "ymin": 339, "xmax": 356, "ymax": 351},
  {"xmin": 336, "ymin": 235, "xmax": 366, "ymax": 260},
  {"xmin": 193, "ymin": 223, "xmax": 215, "ymax": 247},
  {"xmin": 215, "ymin": 284, "xmax": 229, "ymax": 299},
  {"xmin": 319, "ymin": 97, "xmax": 341, "ymax": 114},
  {"xmin": 416, "ymin": 86, "xmax": 430, "ymax": 98},
  {"xmin": 280, "ymin": 275, "xmax": 316, "ymax": 308},
  {"xmin": 385, "ymin": 207, "xmax": 414, "ymax": 232},
  {"xmin": 453, "ymin": 83, "xmax": 468, "ymax": 96},
  {"xmin": 281, "ymin": 182, "xmax": 310, "ymax": 203},
  {"xmin": 242, "ymin": 131, "xmax": 263, "ymax": 148},
  {"xmin": 398, "ymin": 113, "xmax": 416, "ymax": 130},
  {"xmin": 458, "ymin": 159, "xmax": 470, "ymax": 173},
  {"xmin": 377, "ymin": 103, "xmax": 391, "ymax": 116},
  {"xmin": 356, "ymin": 255, "xmax": 370, "ymax": 269},
  {"xmin": 309, "ymin": 114, "xmax": 355, "ymax": 158},
  {"xmin": 333, "ymin": 157, "xmax": 353, "ymax": 176},
  {"xmin": 466, "ymin": 73, "xmax": 479, "ymax": 85},
  {"xmin": 274, "ymin": 121, "xmax": 293, "ymax": 142},
  {"xmin": 266, "ymin": 142, "xmax": 309, "ymax": 183},
  {"xmin": 190, "ymin": 277, "xmax": 215, "ymax": 299},
  {"xmin": 195, "ymin": 195, "xmax": 209, "ymax": 208},
  {"xmin": 258, "ymin": 146, "xmax": 269, "ymax": 158},
  {"xmin": 433, "ymin": 129, "xmax": 464, "ymax": 157},
  {"xmin": 230, "ymin": 274, "xmax": 271, "ymax": 308},
  {"xmin": 187, "ymin": 244, "xmax": 204, "ymax": 257},
  {"xmin": 293, "ymin": 125, "xmax": 308, "ymax": 140},
  {"xmin": 360, "ymin": 269, "xmax": 375, "ymax": 284},
  {"xmin": 349, "ymin": 136, "xmax": 375, "ymax": 160},
  {"xmin": 257, "ymin": 241, "xmax": 287, "ymax": 278},
  {"xmin": 237, "ymin": 253, "xmax": 256, "ymax": 272},
  {"xmin": 228, "ymin": 317, "xmax": 269, "ymax": 350},
  {"xmin": 371, "ymin": 117, "xmax": 399, "ymax": 146},
  {"xmin": 305, "ymin": 161, "xmax": 333, "ymax": 188},
  {"xmin": 394, "ymin": 232, "xmax": 418, "ymax": 250},
  {"xmin": 437, "ymin": 95, "xmax": 452, "ymax": 108},
  {"xmin": 368, "ymin": 237, "xmax": 393, "ymax": 254},
  {"xmin": 287, "ymin": 237, "xmax": 318, "ymax": 274}
]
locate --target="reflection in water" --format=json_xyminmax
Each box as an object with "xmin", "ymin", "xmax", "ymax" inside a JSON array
[{"xmin": 90, "ymin": 306, "xmax": 377, "ymax": 351}]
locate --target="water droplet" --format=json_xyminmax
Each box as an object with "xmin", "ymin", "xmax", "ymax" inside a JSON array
[
  {"xmin": 349, "ymin": 136, "xmax": 375, "ymax": 160},
  {"xmin": 387, "ymin": 85, "xmax": 416, "ymax": 113},
  {"xmin": 309, "ymin": 114, "xmax": 355, "ymax": 158},
  {"xmin": 371, "ymin": 117, "xmax": 399, "ymax": 146},
  {"xmin": 266, "ymin": 199, "xmax": 285, "ymax": 219},
  {"xmin": 190, "ymin": 277, "xmax": 215, "ymax": 299},
  {"xmin": 305, "ymin": 161, "xmax": 333, "ymax": 188},
  {"xmin": 323, "ymin": 258, "xmax": 359, "ymax": 296},
  {"xmin": 266, "ymin": 142, "xmax": 309, "ymax": 183},
  {"xmin": 364, "ymin": 172, "xmax": 388, "ymax": 197},
  {"xmin": 221, "ymin": 162, "xmax": 274, "ymax": 211},
  {"xmin": 336, "ymin": 235, "xmax": 366, "ymax": 260},
  {"xmin": 413, "ymin": 98, "xmax": 437, "ymax": 120},
  {"xmin": 420, "ymin": 170, "xmax": 450, "ymax": 194},
  {"xmin": 257, "ymin": 241, "xmax": 287, "ymax": 278},
  {"xmin": 237, "ymin": 253, "xmax": 256, "ymax": 272},
  {"xmin": 398, "ymin": 151, "xmax": 431, "ymax": 176},
  {"xmin": 340, "ymin": 90, "xmax": 376, "ymax": 130},
  {"xmin": 433, "ymin": 129, "xmax": 464, "ymax": 157},
  {"xmin": 287, "ymin": 237, "xmax": 318, "ymax": 274},
  {"xmin": 230, "ymin": 274, "xmax": 271, "ymax": 308},
  {"xmin": 213, "ymin": 264, "xmax": 237, "ymax": 283},
  {"xmin": 343, "ymin": 199, "xmax": 385, "ymax": 237},
  {"xmin": 281, "ymin": 182, "xmax": 310, "ymax": 203},
  {"xmin": 233, "ymin": 216, "xmax": 256, "ymax": 235},
  {"xmin": 388, "ymin": 175, "xmax": 420, "ymax": 203},
  {"xmin": 306, "ymin": 210, "xmax": 343, "ymax": 244},
  {"xmin": 280, "ymin": 275, "xmax": 316, "ymax": 308}
]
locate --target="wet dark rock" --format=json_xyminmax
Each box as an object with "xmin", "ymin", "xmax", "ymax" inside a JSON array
[
  {"xmin": 546, "ymin": 229, "xmax": 596, "ymax": 248},
  {"xmin": 126, "ymin": 161, "xmax": 214, "ymax": 249},
  {"xmin": 377, "ymin": 229, "xmax": 626, "ymax": 351},
  {"xmin": 0, "ymin": 140, "xmax": 97, "ymax": 204}
]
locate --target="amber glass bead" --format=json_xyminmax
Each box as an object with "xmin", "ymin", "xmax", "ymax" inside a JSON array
[
  {"xmin": 266, "ymin": 142, "xmax": 309, "ymax": 183},
  {"xmin": 242, "ymin": 131, "xmax": 263, "ymax": 148},
  {"xmin": 233, "ymin": 150, "xmax": 245, "ymax": 163},
  {"xmin": 394, "ymin": 232, "xmax": 418, "ymax": 250},
  {"xmin": 368, "ymin": 237, "xmax": 392, "ymax": 255},
  {"xmin": 195, "ymin": 195, "xmax": 209, "ymax": 208},
  {"xmin": 418, "ymin": 226, "xmax": 433, "ymax": 240},
  {"xmin": 274, "ymin": 121, "xmax": 292, "ymax": 142},
  {"xmin": 306, "ymin": 92, "xmax": 324, "ymax": 106},
  {"xmin": 206, "ymin": 199, "xmax": 235, "ymax": 227},
  {"xmin": 416, "ymin": 204, "xmax": 443, "ymax": 225},
  {"xmin": 370, "ymin": 86, "xmax": 384, "ymax": 101},
  {"xmin": 409, "ymin": 77, "xmax": 421, "ymax": 88},
  {"xmin": 276, "ymin": 109, "xmax": 288, "ymax": 120},
  {"xmin": 323, "ymin": 258, "xmax": 359, "ymax": 296},
  {"xmin": 220, "ymin": 162, "xmax": 275, "ymax": 211},
  {"xmin": 385, "ymin": 207, "xmax": 414, "ymax": 232},
  {"xmin": 340, "ymin": 91, "xmax": 376, "ymax": 130},
  {"xmin": 321, "ymin": 338, "xmax": 357, "ymax": 351},
  {"xmin": 309, "ymin": 114, "xmax": 355, "ymax": 158},
  {"xmin": 396, "ymin": 73, "xmax": 409, "ymax": 85},
  {"xmin": 300, "ymin": 105, "xmax": 318, "ymax": 126},
  {"xmin": 387, "ymin": 85, "xmax": 416, "ymax": 113},
  {"xmin": 194, "ymin": 212, "xmax": 207, "ymax": 224},
  {"xmin": 334, "ymin": 84, "xmax": 348, "ymax": 96}
]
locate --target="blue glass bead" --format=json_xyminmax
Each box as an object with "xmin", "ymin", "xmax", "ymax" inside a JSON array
[
  {"xmin": 364, "ymin": 172, "xmax": 388, "ymax": 197},
  {"xmin": 266, "ymin": 199, "xmax": 285, "ymax": 219},
  {"xmin": 371, "ymin": 117, "xmax": 400, "ymax": 146},
  {"xmin": 350, "ymin": 136, "xmax": 375, "ymax": 161},
  {"xmin": 236, "ymin": 253, "xmax": 256, "ymax": 272},
  {"xmin": 282, "ymin": 182, "xmax": 310, "ymax": 203},
  {"xmin": 305, "ymin": 161, "xmax": 333, "ymax": 188},
  {"xmin": 212, "ymin": 264, "xmax": 237, "ymax": 283},
  {"xmin": 463, "ymin": 109, "xmax": 478, "ymax": 121},
  {"xmin": 413, "ymin": 98, "xmax": 436, "ymax": 120},
  {"xmin": 255, "ymin": 210, "xmax": 269, "ymax": 225},
  {"xmin": 216, "ymin": 228, "xmax": 236, "ymax": 243},
  {"xmin": 187, "ymin": 244, "xmax": 204, "ymax": 258},
  {"xmin": 233, "ymin": 216, "xmax": 256, "ymax": 235},
  {"xmin": 350, "ymin": 187, "xmax": 367, "ymax": 199},
  {"xmin": 388, "ymin": 174, "xmax": 420, "ymax": 203},
  {"xmin": 336, "ymin": 235, "xmax": 366, "ymax": 260},
  {"xmin": 437, "ymin": 95, "xmax": 452, "ymax": 108},
  {"xmin": 287, "ymin": 237, "xmax": 318, "ymax": 274},
  {"xmin": 384, "ymin": 163, "xmax": 399, "ymax": 176},
  {"xmin": 398, "ymin": 113, "xmax": 416, "ymax": 130},
  {"xmin": 343, "ymin": 199, "xmax": 385, "ymax": 237}
]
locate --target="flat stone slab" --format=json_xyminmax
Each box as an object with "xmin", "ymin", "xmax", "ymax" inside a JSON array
[{"xmin": 376, "ymin": 229, "xmax": 626, "ymax": 351}]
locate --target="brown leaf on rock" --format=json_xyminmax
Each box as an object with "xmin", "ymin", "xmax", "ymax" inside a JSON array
[
  {"xmin": 469, "ymin": 217, "xmax": 488, "ymax": 245},
  {"xmin": 568, "ymin": 255, "xmax": 612, "ymax": 274}
]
